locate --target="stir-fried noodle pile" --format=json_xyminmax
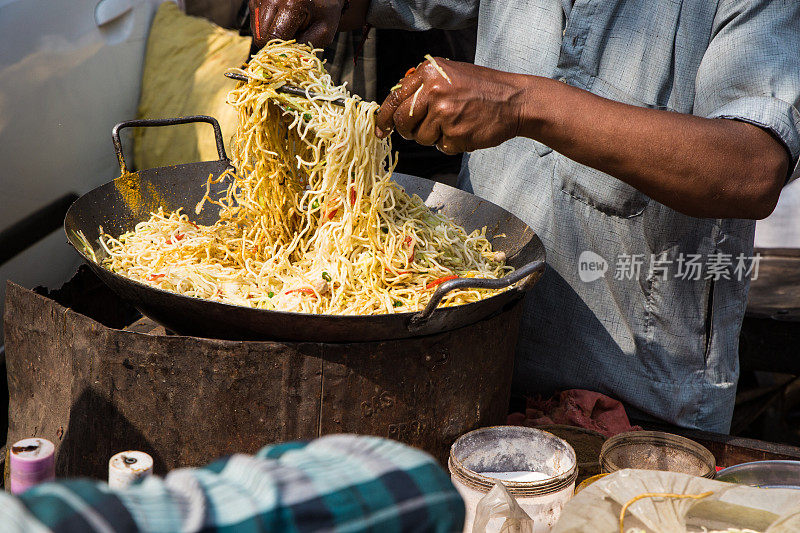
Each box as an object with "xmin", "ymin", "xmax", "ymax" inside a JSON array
[{"xmin": 97, "ymin": 41, "xmax": 512, "ymax": 314}]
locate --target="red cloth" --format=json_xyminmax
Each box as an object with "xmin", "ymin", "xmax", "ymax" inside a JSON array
[{"xmin": 507, "ymin": 389, "xmax": 641, "ymax": 438}]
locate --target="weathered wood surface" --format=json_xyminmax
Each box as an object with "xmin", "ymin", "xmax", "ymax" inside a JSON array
[
  {"xmin": 746, "ymin": 249, "xmax": 800, "ymax": 321},
  {"xmin": 4, "ymin": 269, "xmax": 521, "ymax": 479},
  {"xmin": 645, "ymin": 423, "xmax": 800, "ymax": 468}
]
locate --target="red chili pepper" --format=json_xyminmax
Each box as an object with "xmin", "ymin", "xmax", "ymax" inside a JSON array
[
  {"xmin": 404, "ymin": 236, "xmax": 415, "ymax": 261},
  {"xmin": 147, "ymin": 274, "xmax": 165, "ymax": 282},
  {"xmin": 405, "ymin": 67, "xmax": 416, "ymax": 77},
  {"xmin": 286, "ymin": 288, "xmax": 317, "ymax": 297},
  {"xmin": 167, "ymin": 232, "xmax": 184, "ymax": 245},
  {"xmin": 385, "ymin": 267, "xmax": 409, "ymax": 276},
  {"xmin": 349, "ymin": 187, "xmax": 357, "ymax": 206},
  {"xmin": 251, "ymin": 235, "xmax": 265, "ymax": 254},
  {"xmin": 190, "ymin": 221, "xmax": 199, "ymax": 229},
  {"xmin": 426, "ymin": 275, "xmax": 457, "ymax": 289},
  {"xmin": 326, "ymin": 208, "xmax": 338, "ymax": 220}
]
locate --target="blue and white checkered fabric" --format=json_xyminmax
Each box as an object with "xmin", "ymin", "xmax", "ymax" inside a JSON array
[
  {"xmin": 368, "ymin": 0, "xmax": 800, "ymax": 432},
  {"xmin": 0, "ymin": 435, "xmax": 465, "ymax": 533}
]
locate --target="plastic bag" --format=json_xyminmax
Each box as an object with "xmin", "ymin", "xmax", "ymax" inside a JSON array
[
  {"xmin": 551, "ymin": 469, "xmax": 800, "ymax": 533},
  {"xmin": 472, "ymin": 482, "xmax": 535, "ymax": 533},
  {"xmin": 766, "ymin": 505, "xmax": 800, "ymax": 532}
]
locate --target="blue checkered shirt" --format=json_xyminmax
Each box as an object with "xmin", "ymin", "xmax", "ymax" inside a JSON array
[
  {"xmin": 0, "ymin": 436, "xmax": 465, "ymax": 532},
  {"xmin": 368, "ymin": 0, "xmax": 800, "ymax": 432}
]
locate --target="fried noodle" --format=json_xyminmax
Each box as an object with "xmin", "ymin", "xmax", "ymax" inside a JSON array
[{"xmin": 99, "ymin": 40, "xmax": 512, "ymax": 315}]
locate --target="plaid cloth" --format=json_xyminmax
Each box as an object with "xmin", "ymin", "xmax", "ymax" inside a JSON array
[
  {"xmin": 368, "ymin": 0, "xmax": 800, "ymax": 432},
  {"xmin": 0, "ymin": 435, "xmax": 465, "ymax": 533}
]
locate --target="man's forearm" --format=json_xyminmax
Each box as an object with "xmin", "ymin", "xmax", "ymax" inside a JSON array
[
  {"xmin": 517, "ymin": 76, "xmax": 789, "ymax": 219},
  {"xmin": 339, "ymin": 0, "xmax": 371, "ymax": 30}
]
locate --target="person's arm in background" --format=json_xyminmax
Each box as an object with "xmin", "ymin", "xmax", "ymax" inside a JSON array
[
  {"xmin": 376, "ymin": 1, "xmax": 800, "ymax": 220},
  {"xmin": 248, "ymin": 0, "xmax": 478, "ymax": 47}
]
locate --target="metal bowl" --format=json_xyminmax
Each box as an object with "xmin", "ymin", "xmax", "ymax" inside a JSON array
[
  {"xmin": 65, "ymin": 116, "xmax": 547, "ymax": 342},
  {"xmin": 716, "ymin": 460, "xmax": 800, "ymax": 489}
]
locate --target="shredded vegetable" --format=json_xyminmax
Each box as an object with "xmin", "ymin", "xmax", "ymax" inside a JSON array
[{"xmin": 424, "ymin": 54, "xmax": 452, "ymax": 84}]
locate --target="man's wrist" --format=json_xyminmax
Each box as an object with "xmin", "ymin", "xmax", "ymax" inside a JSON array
[{"xmin": 514, "ymin": 74, "xmax": 553, "ymax": 141}]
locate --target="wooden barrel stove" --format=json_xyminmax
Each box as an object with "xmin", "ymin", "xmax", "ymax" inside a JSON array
[{"xmin": 4, "ymin": 267, "xmax": 522, "ymax": 479}]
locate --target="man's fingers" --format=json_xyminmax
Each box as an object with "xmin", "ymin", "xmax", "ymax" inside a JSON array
[
  {"xmin": 437, "ymin": 136, "xmax": 463, "ymax": 155},
  {"xmin": 392, "ymin": 91, "xmax": 428, "ymax": 140},
  {"xmin": 250, "ymin": 2, "xmax": 277, "ymax": 48},
  {"xmin": 414, "ymin": 115, "xmax": 441, "ymax": 147},
  {"xmin": 297, "ymin": 21, "xmax": 336, "ymax": 47},
  {"xmin": 375, "ymin": 74, "xmax": 424, "ymax": 138},
  {"xmin": 268, "ymin": 3, "xmax": 311, "ymax": 41}
]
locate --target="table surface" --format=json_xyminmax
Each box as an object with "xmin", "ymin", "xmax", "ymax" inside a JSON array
[{"xmin": 746, "ymin": 248, "xmax": 800, "ymax": 321}]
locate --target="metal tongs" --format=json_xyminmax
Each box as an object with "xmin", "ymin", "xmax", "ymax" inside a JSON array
[{"xmin": 224, "ymin": 71, "xmax": 348, "ymax": 107}]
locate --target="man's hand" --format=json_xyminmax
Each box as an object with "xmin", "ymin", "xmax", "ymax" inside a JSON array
[
  {"xmin": 376, "ymin": 59, "xmax": 789, "ymax": 219},
  {"xmin": 249, "ymin": 0, "xmax": 371, "ymax": 48},
  {"xmin": 375, "ymin": 58, "xmax": 531, "ymax": 155},
  {"xmin": 249, "ymin": 0, "xmax": 343, "ymax": 48}
]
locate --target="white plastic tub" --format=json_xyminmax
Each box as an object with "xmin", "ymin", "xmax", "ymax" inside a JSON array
[{"xmin": 449, "ymin": 426, "xmax": 577, "ymax": 533}]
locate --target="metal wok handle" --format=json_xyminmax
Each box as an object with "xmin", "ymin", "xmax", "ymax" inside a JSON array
[
  {"xmin": 411, "ymin": 260, "xmax": 546, "ymax": 324},
  {"xmin": 112, "ymin": 115, "xmax": 228, "ymax": 174}
]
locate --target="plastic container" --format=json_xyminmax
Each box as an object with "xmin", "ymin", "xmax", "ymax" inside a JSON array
[
  {"xmin": 600, "ymin": 431, "xmax": 715, "ymax": 478},
  {"xmin": 108, "ymin": 451, "xmax": 154, "ymax": 489},
  {"xmin": 716, "ymin": 460, "xmax": 800, "ymax": 489},
  {"xmin": 9, "ymin": 438, "xmax": 55, "ymax": 494},
  {"xmin": 449, "ymin": 426, "xmax": 578, "ymax": 533}
]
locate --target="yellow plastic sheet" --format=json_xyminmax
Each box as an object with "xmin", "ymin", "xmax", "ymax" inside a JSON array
[{"xmin": 133, "ymin": 2, "xmax": 250, "ymax": 169}]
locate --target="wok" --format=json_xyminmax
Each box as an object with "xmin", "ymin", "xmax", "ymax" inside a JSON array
[{"xmin": 64, "ymin": 116, "xmax": 546, "ymax": 342}]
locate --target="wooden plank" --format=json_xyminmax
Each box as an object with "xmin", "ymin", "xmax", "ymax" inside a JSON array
[
  {"xmin": 645, "ymin": 424, "xmax": 800, "ymax": 468},
  {"xmin": 745, "ymin": 252, "xmax": 800, "ymax": 320}
]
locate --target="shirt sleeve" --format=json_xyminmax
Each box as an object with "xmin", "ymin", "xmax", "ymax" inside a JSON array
[
  {"xmin": 366, "ymin": 0, "xmax": 479, "ymax": 31},
  {"xmin": 694, "ymin": 0, "xmax": 800, "ymax": 183}
]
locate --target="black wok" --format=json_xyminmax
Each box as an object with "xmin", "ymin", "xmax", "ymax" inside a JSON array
[{"xmin": 64, "ymin": 116, "xmax": 546, "ymax": 342}]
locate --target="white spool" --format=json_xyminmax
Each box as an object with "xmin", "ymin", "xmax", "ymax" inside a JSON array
[{"xmin": 108, "ymin": 451, "xmax": 153, "ymax": 489}]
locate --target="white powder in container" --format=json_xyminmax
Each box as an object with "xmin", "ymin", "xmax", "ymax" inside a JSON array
[{"xmin": 478, "ymin": 471, "xmax": 551, "ymax": 482}]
